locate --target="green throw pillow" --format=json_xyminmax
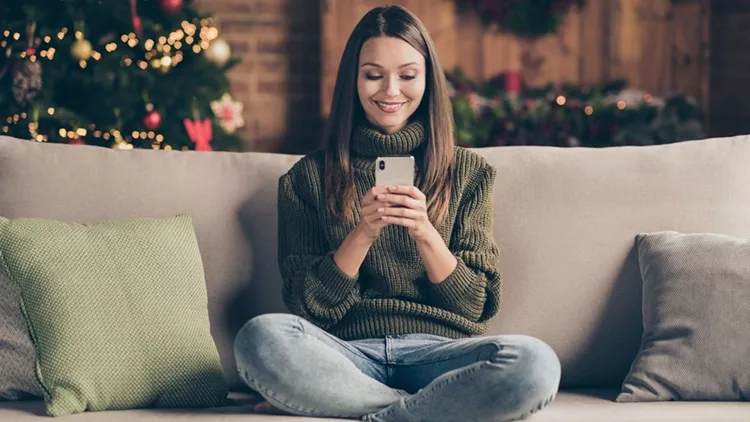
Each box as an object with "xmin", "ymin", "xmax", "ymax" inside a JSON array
[{"xmin": 0, "ymin": 214, "xmax": 229, "ymax": 416}]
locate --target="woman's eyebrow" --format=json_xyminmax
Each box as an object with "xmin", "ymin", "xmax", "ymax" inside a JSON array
[{"xmin": 360, "ymin": 62, "xmax": 419, "ymax": 68}]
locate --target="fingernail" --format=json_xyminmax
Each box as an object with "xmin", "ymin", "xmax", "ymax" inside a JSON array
[
  {"xmin": 377, "ymin": 208, "xmax": 384, "ymax": 213},
  {"xmin": 388, "ymin": 185, "xmax": 396, "ymax": 190},
  {"xmin": 377, "ymin": 194, "xmax": 384, "ymax": 200}
]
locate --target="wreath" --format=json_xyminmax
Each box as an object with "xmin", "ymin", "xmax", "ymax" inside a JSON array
[{"xmin": 456, "ymin": 0, "xmax": 585, "ymax": 39}]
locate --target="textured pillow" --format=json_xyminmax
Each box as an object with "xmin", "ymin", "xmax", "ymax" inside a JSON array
[
  {"xmin": 0, "ymin": 214, "xmax": 229, "ymax": 416},
  {"xmin": 617, "ymin": 231, "xmax": 750, "ymax": 402},
  {"xmin": 0, "ymin": 251, "xmax": 42, "ymax": 400}
]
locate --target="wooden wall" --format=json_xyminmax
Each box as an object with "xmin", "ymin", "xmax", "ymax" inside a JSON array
[{"xmin": 321, "ymin": 0, "xmax": 711, "ymax": 118}]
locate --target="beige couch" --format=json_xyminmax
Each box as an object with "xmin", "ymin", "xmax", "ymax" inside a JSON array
[{"xmin": 1, "ymin": 134, "xmax": 749, "ymax": 421}]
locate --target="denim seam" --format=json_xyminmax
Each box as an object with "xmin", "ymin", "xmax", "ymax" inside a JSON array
[{"xmin": 393, "ymin": 342, "xmax": 503, "ymax": 367}]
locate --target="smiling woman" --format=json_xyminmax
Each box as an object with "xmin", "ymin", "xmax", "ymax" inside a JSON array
[
  {"xmin": 357, "ymin": 37, "xmax": 426, "ymax": 134},
  {"xmin": 232, "ymin": 5, "xmax": 561, "ymax": 422}
]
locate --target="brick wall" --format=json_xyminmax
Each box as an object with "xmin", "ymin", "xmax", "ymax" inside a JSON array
[{"xmin": 194, "ymin": 0, "xmax": 322, "ymax": 153}]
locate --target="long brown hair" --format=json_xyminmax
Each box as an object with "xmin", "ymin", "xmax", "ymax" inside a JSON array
[{"xmin": 323, "ymin": 5, "xmax": 455, "ymax": 228}]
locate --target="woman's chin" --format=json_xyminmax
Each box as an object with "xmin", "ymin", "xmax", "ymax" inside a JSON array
[{"xmin": 368, "ymin": 114, "xmax": 409, "ymax": 133}]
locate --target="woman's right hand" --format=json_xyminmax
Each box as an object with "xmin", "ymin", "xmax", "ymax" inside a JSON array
[{"xmin": 356, "ymin": 185, "xmax": 391, "ymax": 241}]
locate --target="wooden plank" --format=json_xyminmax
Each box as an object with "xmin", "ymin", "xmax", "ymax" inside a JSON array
[
  {"xmin": 671, "ymin": 1, "xmax": 705, "ymax": 100},
  {"xmin": 321, "ymin": 0, "xmax": 337, "ymax": 116},
  {"xmin": 699, "ymin": 0, "xmax": 711, "ymax": 130},
  {"xmin": 456, "ymin": 9, "xmax": 484, "ymax": 80},
  {"xmin": 428, "ymin": 0, "xmax": 458, "ymax": 73},
  {"xmin": 579, "ymin": 0, "xmax": 607, "ymax": 83},
  {"xmin": 638, "ymin": 0, "xmax": 672, "ymax": 93}
]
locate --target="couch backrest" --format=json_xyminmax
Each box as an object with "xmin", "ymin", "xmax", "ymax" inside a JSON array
[{"xmin": 2, "ymin": 135, "xmax": 750, "ymax": 390}]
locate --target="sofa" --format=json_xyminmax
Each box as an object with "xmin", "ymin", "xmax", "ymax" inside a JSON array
[{"xmin": 1, "ymin": 134, "xmax": 749, "ymax": 421}]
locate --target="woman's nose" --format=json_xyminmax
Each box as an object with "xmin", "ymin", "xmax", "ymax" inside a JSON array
[{"xmin": 384, "ymin": 76, "xmax": 400, "ymax": 97}]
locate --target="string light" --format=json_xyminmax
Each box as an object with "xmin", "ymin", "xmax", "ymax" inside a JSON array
[
  {"xmin": 2, "ymin": 30, "xmax": 8, "ymax": 37},
  {"xmin": 145, "ymin": 39, "xmax": 154, "ymax": 50},
  {"xmin": 13, "ymin": 32, "xmax": 20, "ymax": 40},
  {"xmin": 79, "ymin": 60, "xmax": 87, "ymax": 69},
  {"xmin": 556, "ymin": 95, "xmax": 566, "ymax": 106},
  {"xmin": 584, "ymin": 106, "xmax": 594, "ymax": 115},
  {"xmin": 644, "ymin": 93, "xmax": 653, "ymax": 103},
  {"xmin": 617, "ymin": 100, "xmax": 627, "ymax": 110},
  {"xmin": 120, "ymin": 34, "xmax": 128, "ymax": 42},
  {"xmin": 44, "ymin": 35, "xmax": 51, "ymax": 43}
]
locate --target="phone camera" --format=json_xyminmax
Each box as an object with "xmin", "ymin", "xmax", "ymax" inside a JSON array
[{"xmin": 379, "ymin": 160, "xmax": 385, "ymax": 170}]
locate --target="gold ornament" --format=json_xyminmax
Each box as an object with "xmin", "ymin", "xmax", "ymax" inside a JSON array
[
  {"xmin": 204, "ymin": 38, "xmax": 230, "ymax": 66},
  {"xmin": 71, "ymin": 39, "xmax": 92, "ymax": 61}
]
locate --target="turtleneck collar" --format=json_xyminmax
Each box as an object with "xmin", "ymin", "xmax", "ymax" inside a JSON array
[{"xmin": 350, "ymin": 119, "xmax": 426, "ymax": 162}]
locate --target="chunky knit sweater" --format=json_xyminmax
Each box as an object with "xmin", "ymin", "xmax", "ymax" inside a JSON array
[{"xmin": 277, "ymin": 120, "xmax": 501, "ymax": 340}]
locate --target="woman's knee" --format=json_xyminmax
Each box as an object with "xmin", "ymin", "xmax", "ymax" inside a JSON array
[
  {"xmin": 489, "ymin": 335, "xmax": 561, "ymax": 395},
  {"xmin": 234, "ymin": 313, "xmax": 302, "ymax": 369},
  {"xmin": 504, "ymin": 335, "xmax": 561, "ymax": 399}
]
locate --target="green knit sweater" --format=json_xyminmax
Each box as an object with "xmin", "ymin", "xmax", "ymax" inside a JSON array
[{"xmin": 277, "ymin": 120, "xmax": 501, "ymax": 340}]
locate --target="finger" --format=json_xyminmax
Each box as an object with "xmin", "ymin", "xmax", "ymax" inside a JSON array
[
  {"xmin": 380, "ymin": 215, "xmax": 416, "ymax": 228},
  {"xmin": 364, "ymin": 186, "xmax": 389, "ymax": 206},
  {"xmin": 362, "ymin": 201, "xmax": 389, "ymax": 217},
  {"xmin": 387, "ymin": 185, "xmax": 426, "ymax": 200},
  {"xmin": 379, "ymin": 194, "xmax": 423, "ymax": 210},
  {"xmin": 381, "ymin": 207, "xmax": 422, "ymax": 220}
]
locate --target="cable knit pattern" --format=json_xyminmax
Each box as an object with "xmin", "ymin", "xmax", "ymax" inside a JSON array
[{"xmin": 278, "ymin": 122, "xmax": 501, "ymax": 340}]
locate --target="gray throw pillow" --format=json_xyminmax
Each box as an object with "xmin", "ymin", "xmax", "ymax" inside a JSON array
[
  {"xmin": 0, "ymin": 251, "xmax": 42, "ymax": 400},
  {"xmin": 617, "ymin": 231, "xmax": 750, "ymax": 402}
]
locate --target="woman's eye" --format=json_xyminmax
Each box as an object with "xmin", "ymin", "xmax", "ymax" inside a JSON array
[
  {"xmin": 401, "ymin": 75, "xmax": 416, "ymax": 81},
  {"xmin": 365, "ymin": 74, "xmax": 383, "ymax": 80}
]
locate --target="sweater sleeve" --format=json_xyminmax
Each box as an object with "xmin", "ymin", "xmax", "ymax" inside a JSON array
[
  {"xmin": 277, "ymin": 172, "xmax": 361, "ymax": 329},
  {"xmin": 427, "ymin": 164, "xmax": 502, "ymax": 322}
]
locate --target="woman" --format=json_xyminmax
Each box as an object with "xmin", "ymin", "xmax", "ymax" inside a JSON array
[{"xmin": 234, "ymin": 5, "xmax": 561, "ymax": 422}]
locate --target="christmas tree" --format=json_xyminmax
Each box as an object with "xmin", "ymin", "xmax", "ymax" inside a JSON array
[{"xmin": 0, "ymin": 0, "xmax": 245, "ymax": 151}]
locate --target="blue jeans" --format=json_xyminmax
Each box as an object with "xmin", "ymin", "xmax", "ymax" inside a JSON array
[{"xmin": 234, "ymin": 313, "xmax": 561, "ymax": 422}]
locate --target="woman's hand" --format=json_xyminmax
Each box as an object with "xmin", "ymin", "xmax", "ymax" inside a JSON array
[
  {"xmin": 356, "ymin": 185, "xmax": 392, "ymax": 241},
  {"xmin": 377, "ymin": 185, "xmax": 437, "ymax": 242}
]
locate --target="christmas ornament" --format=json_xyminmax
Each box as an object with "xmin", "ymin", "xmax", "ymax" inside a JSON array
[
  {"xmin": 210, "ymin": 93, "xmax": 244, "ymax": 134},
  {"xmin": 160, "ymin": 0, "xmax": 184, "ymax": 15},
  {"xmin": 71, "ymin": 39, "xmax": 93, "ymax": 61},
  {"xmin": 12, "ymin": 59, "xmax": 43, "ymax": 106},
  {"xmin": 184, "ymin": 118, "xmax": 213, "ymax": 151},
  {"xmin": 204, "ymin": 38, "xmax": 231, "ymax": 66},
  {"xmin": 143, "ymin": 107, "xmax": 162, "ymax": 130}
]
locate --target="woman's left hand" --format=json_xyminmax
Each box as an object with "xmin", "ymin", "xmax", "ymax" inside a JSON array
[{"xmin": 376, "ymin": 185, "xmax": 436, "ymax": 242}]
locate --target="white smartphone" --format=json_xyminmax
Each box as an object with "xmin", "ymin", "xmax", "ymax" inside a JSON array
[{"xmin": 375, "ymin": 156, "xmax": 415, "ymax": 187}]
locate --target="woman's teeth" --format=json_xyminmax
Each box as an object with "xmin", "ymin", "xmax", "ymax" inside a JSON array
[{"xmin": 376, "ymin": 101, "xmax": 404, "ymax": 113}]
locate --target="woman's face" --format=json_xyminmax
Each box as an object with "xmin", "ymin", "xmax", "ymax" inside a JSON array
[{"xmin": 357, "ymin": 36, "xmax": 426, "ymax": 135}]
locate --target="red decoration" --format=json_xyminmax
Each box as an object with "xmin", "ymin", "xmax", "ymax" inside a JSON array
[
  {"xmin": 130, "ymin": 0, "xmax": 142, "ymax": 37},
  {"xmin": 504, "ymin": 71, "xmax": 521, "ymax": 94},
  {"xmin": 183, "ymin": 118, "xmax": 213, "ymax": 151},
  {"xmin": 143, "ymin": 110, "xmax": 161, "ymax": 130},
  {"xmin": 159, "ymin": 0, "xmax": 184, "ymax": 15}
]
